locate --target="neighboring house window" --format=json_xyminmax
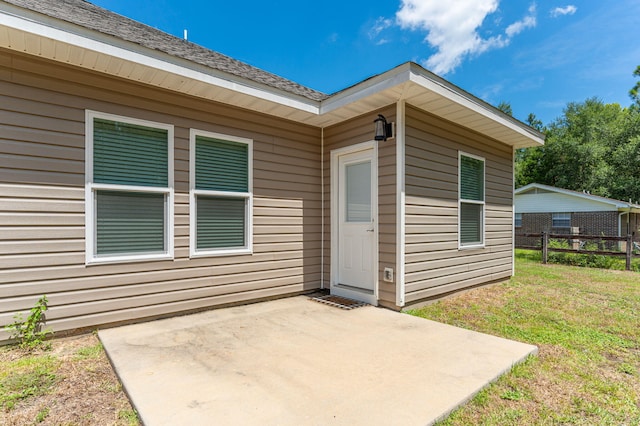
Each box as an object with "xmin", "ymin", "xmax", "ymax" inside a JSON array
[
  {"xmin": 552, "ymin": 212, "xmax": 571, "ymax": 228},
  {"xmin": 515, "ymin": 213, "xmax": 522, "ymax": 228},
  {"xmin": 459, "ymin": 153, "xmax": 485, "ymax": 248},
  {"xmin": 190, "ymin": 130, "xmax": 253, "ymax": 257},
  {"xmin": 85, "ymin": 111, "xmax": 174, "ymax": 264}
]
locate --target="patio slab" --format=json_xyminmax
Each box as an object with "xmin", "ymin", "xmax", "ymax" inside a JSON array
[{"xmin": 99, "ymin": 296, "xmax": 537, "ymax": 425}]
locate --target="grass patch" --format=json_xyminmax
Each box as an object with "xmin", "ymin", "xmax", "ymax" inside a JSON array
[
  {"xmin": 1, "ymin": 334, "xmax": 139, "ymax": 425},
  {"xmin": 415, "ymin": 258, "xmax": 640, "ymax": 425},
  {"xmin": 75, "ymin": 341, "xmax": 104, "ymax": 360},
  {"xmin": 0, "ymin": 354, "xmax": 59, "ymax": 411},
  {"xmin": 118, "ymin": 408, "xmax": 139, "ymax": 425}
]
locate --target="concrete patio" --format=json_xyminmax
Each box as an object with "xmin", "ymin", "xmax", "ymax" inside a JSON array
[{"xmin": 99, "ymin": 296, "xmax": 537, "ymax": 425}]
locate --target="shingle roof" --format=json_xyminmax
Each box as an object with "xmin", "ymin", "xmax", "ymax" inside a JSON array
[{"xmin": 2, "ymin": 0, "xmax": 328, "ymax": 101}]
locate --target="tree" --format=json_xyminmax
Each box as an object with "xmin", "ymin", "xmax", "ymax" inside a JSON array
[
  {"xmin": 630, "ymin": 65, "xmax": 640, "ymax": 106},
  {"xmin": 496, "ymin": 101, "xmax": 513, "ymax": 116},
  {"xmin": 526, "ymin": 113, "xmax": 544, "ymax": 132},
  {"xmin": 515, "ymin": 98, "xmax": 640, "ymax": 202}
]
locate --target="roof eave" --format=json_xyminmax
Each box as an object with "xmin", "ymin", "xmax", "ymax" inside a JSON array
[
  {"xmin": 320, "ymin": 63, "xmax": 545, "ymax": 148},
  {"xmin": 0, "ymin": 2, "xmax": 322, "ymax": 120},
  {"xmin": 1, "ymin": 2, "xmax": 545, "ymax": 148},
  {"xmin": 516, "ymin": 183, "xmax": 640, "ymax": 211}
]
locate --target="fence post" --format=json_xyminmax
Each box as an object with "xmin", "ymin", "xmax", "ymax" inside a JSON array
[
  {"xmin": 542, "ymin": 231, "xmax": 548, "ymax": 264},
  {"xmin": 571, "ymin": 227, "xmax": 580, "ymax": 250},
  {"xmin": 626, "ymin": 234, "xmax": 632, "ymax": 271}
]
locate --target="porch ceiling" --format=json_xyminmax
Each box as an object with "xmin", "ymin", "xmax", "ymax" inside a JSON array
[{"xmin": 0, "ymin": 3, "xmax": 544, "ymax": 149}]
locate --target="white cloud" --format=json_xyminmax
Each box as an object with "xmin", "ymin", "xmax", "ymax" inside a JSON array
[
  {"xmin": 396, "ymin": 0, "xmax": 503, "ymax": 75},
  {"xmin": 368, "ymin": 17, "xmax": 393, "ymax": 41},
  {"xmin": 396, "ymin": 1, "xmax": 538, "ymax": 75},
  {"xmin": 550, "ymin": 5, "xmax": 577, "ymax": 17},
  {"xmin": 506, "ymin": 4, "xmax": 537, "ymax": 37}
]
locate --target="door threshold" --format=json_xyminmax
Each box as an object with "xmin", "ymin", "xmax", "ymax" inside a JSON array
[{"xmin": 333, "ymin": 283, "xmax": 374, "ymax": 295}]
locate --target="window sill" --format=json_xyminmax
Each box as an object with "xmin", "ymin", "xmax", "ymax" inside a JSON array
[
  {"xmin": 190, "ymin": 248, "xmax": 253, "ymax": 258},
  {"xmin": 459, "ymin": 243, "xmax": 485, "ymax": 250},
  {"xmin": 86, "ymin": 253, "xmax": 173, "ymax": 266}
]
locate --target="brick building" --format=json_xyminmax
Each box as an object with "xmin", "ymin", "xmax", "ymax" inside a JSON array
[{"xmin": 515, "ymin": 184, "xmax": 640, "ymax": 247}]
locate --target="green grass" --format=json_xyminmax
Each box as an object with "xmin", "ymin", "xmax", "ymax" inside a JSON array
[
  {"xmin": 0, "ymin": 354, "xmax": 59, "ymax": 411},
  {"xmin": 74, "ymin": 341, "xmax": 104, "ymax": 360},
  {"xmin": 409, "ymin": 255, "xmax": 640, "ymax": 425},
  {"xmin": 516, "ymin": 247, "xmax": 640, "ymax": 272}
]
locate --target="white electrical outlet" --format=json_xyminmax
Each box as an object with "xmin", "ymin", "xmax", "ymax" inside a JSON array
[{"xmin": 383, "ymin": 267, "xmax": 394, "ymax": 282}]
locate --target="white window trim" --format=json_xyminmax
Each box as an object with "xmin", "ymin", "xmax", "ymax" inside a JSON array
[
  {"xmin": 515, "ymin": 212, "xmax": 523, "ymax": 228},
  {"xmin": 85, "ymin": 110, "xmax": 174, "ymax": 265},
  {"xmin": 189, "ymin": 129, "xmax": 253, "ymax": 258},
  {"xmin": 458, "ymin": 151, "xmax": 486, "ymax": 249},
  {"xmin": 552, "ymin": 212, "xmax": 571, "ymax": 228}
]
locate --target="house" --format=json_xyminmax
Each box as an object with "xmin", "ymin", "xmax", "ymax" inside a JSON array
[
  {"xmin": 515, "ymin": 183, "xmax": 640, "ymax": 247},
  {"xmin": 0, "ymin": 0, "xmax": 544, "ymax": 340}
]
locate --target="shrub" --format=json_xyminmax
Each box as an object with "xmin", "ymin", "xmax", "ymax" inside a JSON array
[{"xmin": 5, "ymin": 296, "xmax": 53, "ymax": 350}]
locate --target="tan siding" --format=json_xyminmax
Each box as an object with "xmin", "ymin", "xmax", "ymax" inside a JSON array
[
  {"xmin": 322, "ymin": 105, "xmax": 398, "ymax": 307},
  {"xmin": 0, "ymin": 50, "xmax": 322, "ymax": 339},
  {"xmin": 403, "ymin": 105, "xmax": 513, "ymax": 304}
]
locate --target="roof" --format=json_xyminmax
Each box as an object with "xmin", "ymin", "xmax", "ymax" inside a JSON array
[
  {"xmin": 1, "ymin": 0, "xmax": 326, "ymax": 101},
  {"xmin": 515, "ymin": 183, "xmax": 640, "ymax": 213},
  {"xmin": 0, "ymin": 0, "xmax": 545, "ymax": 148}
]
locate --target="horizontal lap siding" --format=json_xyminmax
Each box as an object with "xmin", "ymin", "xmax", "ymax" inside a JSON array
[
  {"xmin": 322, "ymin": 106, "xmax": 397, "ymax": 307},
  {"xmin": 404, "ymin": 105, "xmax": 513, "ymax": 304},
  {"xmin": 0, "ymin": 51, "xmax": 322, "ymax": 339}
]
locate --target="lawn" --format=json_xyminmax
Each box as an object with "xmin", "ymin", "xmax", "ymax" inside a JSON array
[
  {"xmin": 409, "ymin": 251, "xmax": 640, "ymax": 425},
  {"xmin": 0, "ymin": 333, "xmax": 138, "ymax": 425},
  {"xmin": 2, "ymin": 254, "xmax": 638, "ymax": 425}
]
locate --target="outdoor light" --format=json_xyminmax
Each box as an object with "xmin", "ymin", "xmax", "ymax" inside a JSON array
[{"xmin": 374, "ymin": 114, "xmax": 393, "ymax": 141}]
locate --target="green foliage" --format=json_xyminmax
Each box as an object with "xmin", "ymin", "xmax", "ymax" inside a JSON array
[
  {"xmin": 74, "ymin": 342, "xmax": 104, "ymax": 360},
  {"xmin": 118, "ymin": 409, "xmax": 139, "ymax": 425},
  {"xmin": 631, "ymin": 65, "xmax": 640, "ymax": 106},
  {"xmin": 35, "ymin": 406, "xmax": 50, "ymax": 423},
  {"xmin": 4, "ymin": 296, "xmax": 53, "ymax": 350},
  {"xmin": 0, "ymin": 355, "xmax": 58, "ymax": 411},
  {"xmin": 496, "ymin": 101, "xmax": 513, "ymax": 116},
  {"xmin": 515, "ymin": 96, "xmax": 640, "ymax": 202},
  {"xmin": 526, "ymin": 113, "xmax": 544, "ymax": 131}
]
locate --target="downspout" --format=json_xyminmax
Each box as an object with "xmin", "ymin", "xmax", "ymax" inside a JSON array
[{"xmin": 320, "ymin": 127, "xmax": 324, "ymax": 289}]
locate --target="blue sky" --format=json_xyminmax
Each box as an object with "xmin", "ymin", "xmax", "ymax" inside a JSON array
[{"xmin": 92, "ymin": 0, "xmax": 639, "ymax": 125}]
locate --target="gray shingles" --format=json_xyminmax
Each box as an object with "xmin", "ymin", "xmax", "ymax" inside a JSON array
[{"xmin": 3, "ymin": 0, "xmax": 327, "ymax": 101}]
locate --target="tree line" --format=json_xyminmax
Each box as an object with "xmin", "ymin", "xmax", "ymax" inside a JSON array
[{"xmin": 504, "ymin": 66, "xmax": 640, "ymax": 203}]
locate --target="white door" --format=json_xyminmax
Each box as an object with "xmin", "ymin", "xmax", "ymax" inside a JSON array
[{"xmin": 331, "ymin": 144, "xmax": 377, "ymax": 305}]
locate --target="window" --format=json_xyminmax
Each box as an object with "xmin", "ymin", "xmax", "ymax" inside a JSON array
[
  {"xmin": 85, "ymin": 111, "xmax": 174, "ymax": 264},
  {"xmin": 552, "ymin": 213, "xmax": 571, "ymax": 228},
  {"xmin": 515, "ymin": 213, "xmax": 522, "ymax": 228},
  {"xmin": 190, "ymin": 130, "xmax": 252, "ymax": 257},
  {"xmin": 459, "ymin": 153, "xmax": 485, "ymax": 248}
]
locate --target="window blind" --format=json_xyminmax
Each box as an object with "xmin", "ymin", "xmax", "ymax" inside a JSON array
[
  {"xmin": 96, "ymin": 190, "xmax": 165, "ymax": 254},
  {"xmin": 93, "ymin": 118, "xmax": 168, "ymax": 187},
  {"xmin": 195, "ymin": 136, "xmax": 248, "ymax": 192},
  {"xmin": 460, "ymin": 203, "xmax": 482, "ymax": 244},
  {"xmin": 460, "ymin": 155, "xmax": 484, "ymax": 201},
  {"xmin": 196, "ymin": 196, "xmax": 246, "ymax": 249}
]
